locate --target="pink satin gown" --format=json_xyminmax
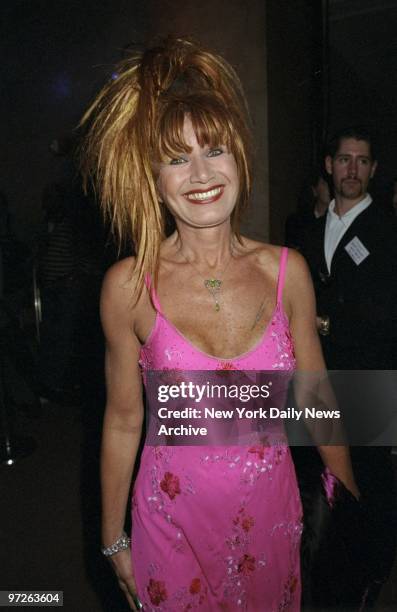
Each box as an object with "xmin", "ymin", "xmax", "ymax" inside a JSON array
[{"xmin": 132, "ymin": 247, "xmax": 302, "ymax": 611}]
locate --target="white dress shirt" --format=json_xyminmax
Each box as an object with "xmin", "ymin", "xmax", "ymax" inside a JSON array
[{"xmin": 324, "ymin": 194, "xmax": 372, "ymax": 272}]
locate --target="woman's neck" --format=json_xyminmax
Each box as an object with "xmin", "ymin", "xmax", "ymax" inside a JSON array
[{"xmin": 170, "ymin": 223, "xmax": 237, "ymax": 267}]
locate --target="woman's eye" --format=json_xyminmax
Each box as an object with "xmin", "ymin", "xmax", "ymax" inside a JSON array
[
  {"xmin": 207, "ymin": 148, "xmax": 224, "ymax": 158},
  {"xmin": 169, "ymin": 156, "xmax": 187, "ymax": 165}
]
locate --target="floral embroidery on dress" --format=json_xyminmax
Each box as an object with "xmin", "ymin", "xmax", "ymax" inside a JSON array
[
  {"xmin": 139, "ymin": 346, "xmax": 153, "ymax": 370},
  {"xmin": 189, "ymin": 578, "xmax": 201, "ymax": 595},
  {"xmin": 219, "ymin": 505, "xmax": 268, "ymax": 609},
  {"xmin": 271, "ymin": 313, "xmax": 296, "ymax": 370},
  {"xmin": 237, "ymin": 553, "xmax": 256, "ymax": 576},
  {"xmin": 285, "ymin": 325, "xmax": 295, "ymax": 356},
  {"xmin": 164, "ymin": 347, "xmax": 183, "ymax": 363},
  {"xmin": 153, "ymin": 447, "xmax": 165, "ymax": 460},
  {"xmin": 241, "ymin": 515, "xmax": 255, "ymax": 533},
  {"xmin": 157, "ymin": 366, "xmax": 186, "ymax": 386},
  {"xmin": 242, "ymin": 444, "xmax": 288, "ymax": 485},
  {"xmin": 160, "ymin": 472, "xmax": 181, "ymax": 500},
  {"xmin": 232, "ymin": 507, "xmax": 255, "ymax": 533},
  {"xmin": 279, "ymin": 572, "xmax": 299, "ymax": 611},
  {"xmin": 134, "ymin": 255, "xmax": 302, "ymax": 610},
  {"xmin": 221, "ymin": 549, "xmax": 267, "ymax": 610},
  {"xmin": 216, "ymin": 361, "xmax": 236, "ymax": 370},
  {"xmin": 270, "ymin": 520, "xmax": 303, "ymax": 546},
  {"xmin": 146, "ymin": 579, "xmax": 207, "ymax": 610},
  {"xmin": 147, "ymin": 578, "xmax": 168, "ymax": 606},
  {"xmin": 248, "ymin": 444, "xmax": 270, "ymax": 461}
]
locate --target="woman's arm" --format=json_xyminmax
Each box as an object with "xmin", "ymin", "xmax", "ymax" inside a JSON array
[
  {"xmin": 285, "ymin": 250, "xmax": 359, "ymax": 499},
  {"xmin": 100, "ymin": 258, "xmax": 144, "ymax": 610}
]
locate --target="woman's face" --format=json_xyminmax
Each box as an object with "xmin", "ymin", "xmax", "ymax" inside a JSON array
[{"xmin": 156, "ymin": 116, "xmax": 239, "ymax": 229}]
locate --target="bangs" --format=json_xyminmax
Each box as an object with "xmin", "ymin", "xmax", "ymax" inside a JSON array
[{"xmin": 155, "ymin": 95, "xmax": 235, "ymax": 161}]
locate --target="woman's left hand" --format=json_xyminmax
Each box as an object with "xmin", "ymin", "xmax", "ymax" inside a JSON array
[{"xmin": 108, "ymin": 548, "xmax": 141, "ymax": 610}]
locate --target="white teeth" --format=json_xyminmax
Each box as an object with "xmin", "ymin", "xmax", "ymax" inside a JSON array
[{"xmin": 185, "ymin": 187, "xmax": 222, "ymax": 201}]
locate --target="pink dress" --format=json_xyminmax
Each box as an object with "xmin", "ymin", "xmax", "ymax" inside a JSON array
[{"xmin": 132, "ymin": 248, "xmax": 302, "ymax": 611}]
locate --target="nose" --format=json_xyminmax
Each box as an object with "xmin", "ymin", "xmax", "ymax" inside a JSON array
[
  {"xmin": 347, "ymin": 158, "xmax": 358, "ymax": 178},
  {"xmin": 190, "ymin": 155, "xmax": 214, "ymax": 183}
]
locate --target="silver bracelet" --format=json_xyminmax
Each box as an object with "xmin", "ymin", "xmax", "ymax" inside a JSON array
[{"xmin": 101, "ymin": 532, "xmax": 131, "ymax": 557}]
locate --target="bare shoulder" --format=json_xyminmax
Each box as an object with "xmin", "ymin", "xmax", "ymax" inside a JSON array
[
  {"xmin": 283, "ymin": 248, "xmax": 316, "ymax": 316},
  {"xmin": 240, "ymin": 239, "xmax": 314, "ymax": 317},
  {"xmin": 102, "ymin": 256, "xmax": 137, "ymax": 293},
  {"xmin": 239, "ymin": 236, "xmax": 274, "ymax": 257},
  {"xmin": 239, "ymin": 237, "xmax": 286, "ymax": 278},
  {"xmin": 100, "ymin": 257, "xmax": 138, "ymax": 333},
  {"xmin": 284, "ymin": 247, "xmax": 312, "ymax": 289}
]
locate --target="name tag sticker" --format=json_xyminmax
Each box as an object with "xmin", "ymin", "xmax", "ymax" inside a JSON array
[{"xmin": 344, "ymin": 236, "xmax": 370, "ymax": 265}]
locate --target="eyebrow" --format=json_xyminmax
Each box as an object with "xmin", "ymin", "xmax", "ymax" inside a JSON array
[{"xmin": 335, "ymin": 153, "xmax": 371, "ymax": 160}]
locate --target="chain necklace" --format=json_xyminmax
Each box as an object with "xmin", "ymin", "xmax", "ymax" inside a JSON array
[{"xmin": 184, "ymin": 251, "xmax": 234, "ymax": 312}]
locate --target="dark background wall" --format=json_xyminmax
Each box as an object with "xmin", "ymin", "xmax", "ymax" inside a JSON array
[
  {"xmin": 266, "ymin": 0, "xmax": 323, "ymax": 243},
  {"xmin": 2, "ymin": 0, "xmax": 397, "ymax": 246},
  {"xmin": 328, "ymin": 1, "xmax": 397, "ymax": 199},
  {"xmin": 1, "ymin": 1, "xmax": 148, "ymax": 245},
  {"xmin": 1, "ymin": 0, "xmax": 269, "ymax": 244}
]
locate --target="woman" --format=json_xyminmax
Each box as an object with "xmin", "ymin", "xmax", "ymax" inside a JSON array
[{"xmin": 81, "ymin": 38, "xmax": 358, "ymax": 611}]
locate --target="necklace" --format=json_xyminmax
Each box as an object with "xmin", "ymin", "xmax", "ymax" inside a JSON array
[{"xmin": 184, "ymin": 252, "xmax": 234, "ymax": 312}]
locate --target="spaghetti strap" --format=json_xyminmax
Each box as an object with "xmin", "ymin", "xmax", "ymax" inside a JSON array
[
  {"xmin": 144, "ymin": 273, "xmax": 163, "ymax": 314},
  {"xmin": 276, "ymin": 247, "xmax": 289, "ymax": 305}
]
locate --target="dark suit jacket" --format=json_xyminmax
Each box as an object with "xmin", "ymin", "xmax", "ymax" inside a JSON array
[
  {"xmin": 302, "ymin": 202, "xmax": 397, "ymax": 370},
  {"xmin": 300, "ymin": 202, "xmax": 397, "ymax": 599}
]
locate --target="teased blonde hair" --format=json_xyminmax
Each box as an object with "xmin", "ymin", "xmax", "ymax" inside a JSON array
[{"xmin": 80, "ymin": 37, "xmax": 253, "ymax": 299}]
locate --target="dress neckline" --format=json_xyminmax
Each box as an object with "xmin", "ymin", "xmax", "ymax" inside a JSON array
[
  {"xmin": 142, "ymin": 247, "xmax": 290, "ymax": 362},
  {"xmin": 141, "ymin": 302, "xmax": 283, "ymax": 362}
]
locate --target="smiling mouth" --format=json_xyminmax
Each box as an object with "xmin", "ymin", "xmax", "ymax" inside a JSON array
[{"xmin": 183, "ymin": 186, "xmax": 224, "ymax": 204}]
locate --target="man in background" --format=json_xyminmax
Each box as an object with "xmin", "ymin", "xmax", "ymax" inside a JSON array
[{"xmin": 302, "ymin": 127, "xmax": 397, "ymax": 608}]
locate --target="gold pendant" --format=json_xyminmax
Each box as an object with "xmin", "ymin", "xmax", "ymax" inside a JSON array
[
  {"xmin": 204, "ymin": 279, "xmax": 222, "ymax": 312},
  {"xmin": 205, "ymin": 279, "xmax": 222, "ymax": 289}
]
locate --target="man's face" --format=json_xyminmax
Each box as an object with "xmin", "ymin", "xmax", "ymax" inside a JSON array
[{"xmin": 325, "ymin": 138, "xmax": 377, "ymax": 203}]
